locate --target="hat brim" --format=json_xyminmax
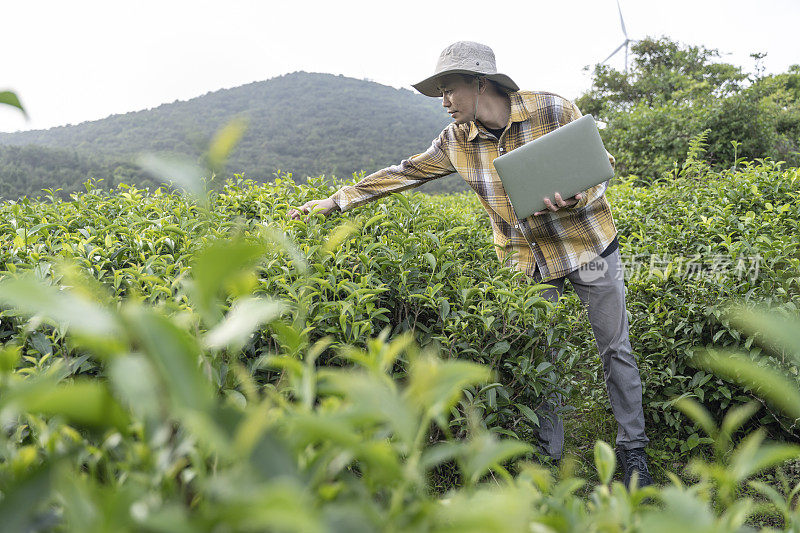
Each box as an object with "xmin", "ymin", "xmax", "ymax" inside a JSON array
[{"xmin": 412, "ymin": 70, "xmax": 520, "ymax": 97}]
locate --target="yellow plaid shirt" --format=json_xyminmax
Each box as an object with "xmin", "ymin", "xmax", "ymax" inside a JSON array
[{"xmin": 330, "ymin": 91, "xmax": 618, "ymax": 282}]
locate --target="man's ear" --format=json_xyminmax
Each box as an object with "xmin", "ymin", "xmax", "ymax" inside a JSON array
[{"xmin": 477, "ymin": 76, "xmax": 487, "ymax": 95}]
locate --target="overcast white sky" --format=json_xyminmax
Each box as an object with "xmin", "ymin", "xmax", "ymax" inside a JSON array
[{"xmin": 2, "ymin": 0, "xmax": 798, "ymax": 133}]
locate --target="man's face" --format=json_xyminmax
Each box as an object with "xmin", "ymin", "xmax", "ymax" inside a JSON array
[{"xmin": 437, "ymin": 74, "xmax": 479, "ymax": 125}]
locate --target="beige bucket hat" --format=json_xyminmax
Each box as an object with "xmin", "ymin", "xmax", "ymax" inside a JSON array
[{"xmin": 412, "ymin": 41, "xmax": 520, "ymax": 97}]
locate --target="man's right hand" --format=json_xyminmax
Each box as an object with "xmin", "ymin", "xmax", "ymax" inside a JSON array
[{"xmin": 288, "ymin": 197, "xmax": 339, "ymax": 220}]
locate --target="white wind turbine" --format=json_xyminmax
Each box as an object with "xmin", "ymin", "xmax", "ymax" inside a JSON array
[{"xmin": 601, "ymin": 0, "xmax": 635, "ymax": 73}]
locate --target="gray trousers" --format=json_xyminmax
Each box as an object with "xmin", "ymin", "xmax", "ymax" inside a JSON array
[{"xmin": 532, "ymin": 248, "xmax": 648, "ymax": 459}]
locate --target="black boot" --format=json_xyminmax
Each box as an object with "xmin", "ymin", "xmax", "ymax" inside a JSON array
[{"xmin": 616, "ymin": 447, "xmax": 654, "ymax": 488}]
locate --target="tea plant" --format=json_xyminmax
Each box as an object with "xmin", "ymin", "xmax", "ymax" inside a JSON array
[
  {"xmin": 567, "ymin": 145, "xmax": 800, "ymax": 452},
  {"xmin": 2, "ymin": 231, "xmax": 800, "ymax": 530},
  {"xmin": 1, "ymin": 143, "xmax": 799, "ymax": 458},
  {"xmin": 0, "ymin": 234, "xmax": 530, "ymax": 530},
  {"xmin": 0, "ymin": 174, "xmax": 571, "ymax": 449}
]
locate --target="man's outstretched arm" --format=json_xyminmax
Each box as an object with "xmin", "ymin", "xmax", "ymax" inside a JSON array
[{"xmin": 289, "ymin": 130, "xmax": 456, "ymax": 219}]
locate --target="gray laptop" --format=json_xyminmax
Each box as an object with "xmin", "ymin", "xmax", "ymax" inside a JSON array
[{"xmin": 492, "ymin": 114, "xmax": 614, "ymax": 219}]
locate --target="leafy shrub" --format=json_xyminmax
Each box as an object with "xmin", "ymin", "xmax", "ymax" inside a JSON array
[
  {"xmin": 2, "ymin": 228, "xmax": 800, "ymax": 531},
  {"xmin": 577, "ymin": 37, "xmax": 800, "ymax": 180},
  {"xmin": 2, "ymin": 147, "xmax": 799, "ymax": 454},
  {"xmin": 564, "ymin": 148, "xmax": 800, "ymax": 449},
  {"xmin": 0, "ymin": 176, "xmax": 570, "ymax": 449}
]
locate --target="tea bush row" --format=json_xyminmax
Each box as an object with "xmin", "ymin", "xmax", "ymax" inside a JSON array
[
  {"xmin": 579, "ymin": 153, "xmax": 800, "ymax": 449},
  {"xmin": 0, "ymin": 178, "xmax": 567, "ymax": 447},
  {"xmin": 1, "ymin": 153, "xmax": 798, "ymax": 452},
  {"xmin": 2, "ymin": 228, "xmax": 800, "ymax": 531}
]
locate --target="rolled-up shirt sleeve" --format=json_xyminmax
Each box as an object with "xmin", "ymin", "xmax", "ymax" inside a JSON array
[{"xmin": 330, "ymin": 129, "xmax": 456, "ymax": 212}]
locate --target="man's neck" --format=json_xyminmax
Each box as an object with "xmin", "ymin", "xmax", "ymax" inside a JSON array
[{"xmin": 476, "ymin": 92, "xmax": 511, "ymax": 130}]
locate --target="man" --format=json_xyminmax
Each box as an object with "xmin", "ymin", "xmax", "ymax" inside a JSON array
[{"xmin": 288, "ymin": 41, "xmax": 653, "ymax": 488}]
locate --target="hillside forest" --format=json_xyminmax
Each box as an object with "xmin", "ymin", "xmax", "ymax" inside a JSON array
[
  {"xmin": 0, "ymin": 72, "xmax": 458, "ymax": 199},
  {"xmin": 0, "ymin": 37, "xmax": 798, "ymax": 199}
]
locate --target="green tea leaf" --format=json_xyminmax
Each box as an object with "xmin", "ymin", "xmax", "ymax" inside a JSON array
[
  {"xmin": 726, "ymin": 306, "xmax": 800, "ymax": 364},
  {"xmin": 210, "ymin": 478, "xmax": 322, "ymax": 533},
  {"xmin": 719, "ymin": 402, "xmax": 759, "ymax": 445},
  {"xmin": 0, "ymin": 465, "xmax": 53, "ymax": 532},
  {"xmin": 207, "ymin": 116, "xmax": 248, "ymax": 172},
  {"xmin": 323, "ymin": 370, "xmax": 418, "ymax": 448},
  {"xmin": 138, "ymin": 153, "xmax": 206, "ymax": 202},
  {"xmin": 0, "ymin": 90, "xmax": 26, "ymax": 117},
  {"xmin": 122, "ymin": 305, "xmax": 214, "ymax": 413},
  {"xmin": 0, "ymin": 344, "xmax": 21, "ymax": 373},
  {"xmin": 321, "ymin": 221, "xmax": 358, "ymax": 254},
  {"xmin": 594, "ymin": 440, "xmax": 616, "ymax": 485},
  {"xmin": 406, "ymin": 356, "xmax": 489, "ymax": 420},
  {"xmin": 673, "ymin": 397, "xmax": 717, "ymax": 439},
  {"xmin": 188, "ymin": 238, "xmax": 266, "ymax": 325},
  {"xmin": 698, "ymin": 349, "xmax": 800, "ymax": 420},
  {"xmin": 204, "ymin": 297, "xmax": 286, "ymax": 351},
  {"xmin": 433, "ymin": 484, "xmax": 534, "ymax": 532},
  {"xmin": 0, "ymin": 275, "xmax": 122, "ymax": 344},
  {"xmin": 515, "ymin": 404, "xmax": 539, "ymax": 428},
  {"xmin": 421, "ymin": 441, "xmax": 464, "ymax": 470},
  {"xmin": 462, "ymin": 433, "xmax": 532, "ymax": 484},
  {"xmin": 23, "ymin": 380, "xmax": 130, "ymax": 430},
  {"xmin": 731, "ymin": 437, "xmax": 800, "ymax": 481},
  {"xmin": 259, "ymin": 225, "xmax": 309, "ymax": 275},
  {"xmin": 747, "ymin": 480, "xmax": 788, "ymax": 513},
  {"xmin": 108, "ymin": 354, "xmax": 162, "ymax": 421}
]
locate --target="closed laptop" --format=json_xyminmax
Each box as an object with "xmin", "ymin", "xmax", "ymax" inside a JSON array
[{"xmin": 492, "ymin": 114, "xmax": 614, "ymax": 220}]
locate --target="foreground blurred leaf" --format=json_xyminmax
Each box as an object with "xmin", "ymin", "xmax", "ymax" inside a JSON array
[
  {"xmin": 640, "ymin": 485, "xmax": 750, "ymax": 532},
  {"xmin": 204, "ymin": 297, "xmax": 286, "ymax": 351},
  {"xmin": 282, "ymin": 412, "xmax": 361, "ymax": 449},
  {"xmin": 674, "ymin": 397, "xmax": 717, "ymax": 440},
  {"xmin": 259, "ymin": 225, "xmax": 309, "ymax": 275},
  {"xmin": 594, "ymin": 440, "xmax": 616, "ymax": 485},
  {"xmin": 322, "ymin": 370, "xmax": 418, "ymax": 449},
  {"xmin": 461, "ymin": 433, "xmax": 532, "ymax": 485},
  {"xmin": 0, "ymin": 275, "xmax": 122, "ymax": 344},
  {"xmin": 321, "ymin": 221, "xmax": 358, "ymax": 255},
  {"xmin": 122, "ymin": 305, "xmax": 214, "ymax": 413},
  {"xmin": 244, "ymin": 432, "xmax": 298, "ymax": 481},
  {"xmin": 0, "ymin": 90, "xmax": 26, "ymax": 117},
  {"xmin": 433, "ymin": 484, "xmax": 535, "ymax": 532},
  {"xmin": 725, "ymin": 306, "xmax": 800, "ymax": 363},
  {"xmin": 108, "ymin": 354, "xmax": 162, "ymax": 422},
  {"xmin": 138, "ymin": 153, "xmax": 206, "ymax": 202},
  {"xmin": 729, "ymin": 430, "xmax": 800, "ymax": 481},
  {"xmin": 188, "ymin": 238, "xmax": 266, "ymax": 325},
  {"xmin": 21, "ymin": 380, "xmax": 129, "ymax": 431},
  {"xmin": 698, "ymin": 349, "xmax": 800, "ymax": 420},
  {"xmin": 406, "ymin": 356, "xmax": 489, "ymax": 420},
  {"xmin": 0, "ymin": 344, "xmax": 21, "ymax": 373},
  {"xmin": 207, "ymin": 478, "xmax": 322, "ymax": 533},
  {"xmin": 420, "ymin": 441, "xmax": 464, "ymax": 471},
  {"xmin": 0, "ymin": 465, "xmax": 53, "ymax": 532},
  {"xmin": 718, "ymin": 402, "xmax": 760, "ymax": 454},
  {"xmin": 206, "ymin": 116, "xmax": 248, "ymax": 173}
]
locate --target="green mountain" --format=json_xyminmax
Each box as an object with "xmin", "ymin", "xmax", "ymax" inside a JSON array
[{"xmin": 0, "ymin": 72, "xmax": 468, "ymax": 199}]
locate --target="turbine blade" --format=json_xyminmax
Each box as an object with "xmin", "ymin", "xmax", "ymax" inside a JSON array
[
  {"xmin": 617, "ymin": 0, "xmax": 628, "ymax": 39},
  {"xmin": 602, "ymin": 42, "xmax": 626, "ymax": 64}
]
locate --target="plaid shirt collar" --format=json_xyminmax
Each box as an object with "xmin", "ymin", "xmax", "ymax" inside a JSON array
[{"xmin": 467, "ymin": 92, "xmax": 532, "ymax": 142}]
